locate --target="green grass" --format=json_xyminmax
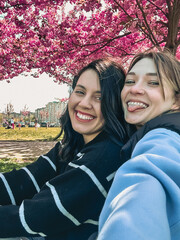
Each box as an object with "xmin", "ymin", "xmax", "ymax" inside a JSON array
[
  {"xmin": 0, "ymin": 158, "xmax": 35, "ymax": 172},
  {"xmin": 0, "ymin": 126, "xmax": 61, "ymax": 141},
  {"xmin": 0, "ymin": 126, "xmax": 62, "ymax": 172}
]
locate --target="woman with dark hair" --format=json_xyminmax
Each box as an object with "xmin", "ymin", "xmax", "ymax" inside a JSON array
[
  {"xmin": 0, "ymin": 59, "xmax": 133, "ymax": 240},
  {"xmin": 98, "ymin": 51, "xmax": 180, "ymax": 240},
  {"xmin": 58, "ymin": 59, "xmax": 129, "ymax": 163}
]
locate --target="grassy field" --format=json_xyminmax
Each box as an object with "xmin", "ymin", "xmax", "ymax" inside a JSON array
[
  {"xmin": 0, "ymin": 126, "xmax": 61, "ymax": 141},
  {"xmin": 0, "ymin": 126, "xmax": 62, "ymax": 172},
  {"xmin": 0, "ymin": 158, "xmax": 34, "ymax": 172}
]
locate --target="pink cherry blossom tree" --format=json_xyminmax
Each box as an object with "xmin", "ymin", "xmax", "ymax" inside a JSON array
[
  {"xmin": 21, "ymin": 104, "xmax": 29, "ymax": 117},
  {"xmin": 0, "ymin": 0, "xmax": 179, "ymax": 83}
]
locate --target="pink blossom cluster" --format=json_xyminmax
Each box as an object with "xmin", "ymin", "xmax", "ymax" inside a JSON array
[
  {"xmin": 60, "ymin": 97, "xmax": 69, "ymax": 102},
  {"xmin": 0, "ymin": 0, "xmax": 179, "ymax": 83}
]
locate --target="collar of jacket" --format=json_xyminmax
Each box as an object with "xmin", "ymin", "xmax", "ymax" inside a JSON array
[{"xmin": 120, "ymin": 112, "xmax": 180, "ymax": 163}]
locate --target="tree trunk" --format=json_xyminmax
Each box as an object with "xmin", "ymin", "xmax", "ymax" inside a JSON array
[{"xmin": 165, "ymin": 0, "xmax": 180, "ymax": 55}]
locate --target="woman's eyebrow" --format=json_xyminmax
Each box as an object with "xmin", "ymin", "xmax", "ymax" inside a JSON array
[
  {"xmin": 127, "ymin": 72, "xmax": 157, "ymax": 76},
  {"xmin": 146, "ymin": 73, "xmax": 157, "ymax": 76},
  {"xmin": 76, "ymin": 84, "xmax": 101, "ymax": 93},
  {"xmin": 95, "ymin": 91, "xmax": 101, "ymax": 94},
  {"xmin": 126, "ymin": 72, "xmax": 135, "ymax": 76},
  {"xmin": 76, "ymin": 84, "xmax": 86, "ymax": 89}
]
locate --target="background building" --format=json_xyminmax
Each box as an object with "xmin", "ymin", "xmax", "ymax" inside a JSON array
[
  {"xmin": 35, "ymin": 100, "xmax": 67, "ymax": 125},
  {"xmin": 0, "ymin": 100, "xmax": 67, "ymax": 127}
]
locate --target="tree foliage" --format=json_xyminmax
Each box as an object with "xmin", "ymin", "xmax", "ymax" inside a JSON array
[
  {"xmin": 0, "ymin": 0, "xmax": 179, "ymax": 83},
  {"xmin": 4, "ymin": 102, "xmax": 14, "ymax": 118},
  {"xmin": 21, "ymin": 104, "xmax": 29, "ymax": 116}
]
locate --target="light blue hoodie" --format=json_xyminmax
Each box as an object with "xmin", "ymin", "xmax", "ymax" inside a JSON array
[{"xmin": 98, "ymin": 128, "xmax": 180, "ymax": 240}]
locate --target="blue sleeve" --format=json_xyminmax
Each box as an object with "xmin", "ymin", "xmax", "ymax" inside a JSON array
[{"xmin": 98, "ymin": 128, "xmax": 180, "ymax": 240}]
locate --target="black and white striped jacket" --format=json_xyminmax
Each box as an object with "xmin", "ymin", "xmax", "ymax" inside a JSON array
[{"xmin": 0, "ymin": 131, "xmax": 123, "ymax": 240}]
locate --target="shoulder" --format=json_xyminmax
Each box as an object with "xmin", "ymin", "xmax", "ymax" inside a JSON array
[
  {"xmin": 132, "ymin": 128, "xmax": 180, "ymax": 160},
  {"xmin": 143, "ymin": 112, "xmax": 180, "ymax": 134},
  {"xmin": 46, "ymin": 141, "xmax": 61, "ymax": 156},
  {"xmin": 141, "ymin": 127, "xmax": 180, "ymax": 139},
  {"xmin": 81, "ymin": 132, "xmax": 123, "ymax": 157},
  {"xmin": 43, "ymin": 141, "xmax": 61, "ymax": 165},
  {"xmin": 71, "ymin": 132, "xmax": 123, "ymax": 169},
  {"xmin": 121, "ymin": 112, "xmax": 180, "ymax": 161}
]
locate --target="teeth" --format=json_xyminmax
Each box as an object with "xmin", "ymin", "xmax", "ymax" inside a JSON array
[
  {"xmin": 77, "ymin": 112, "xmax": 93, "ymax": 120},
  {"xmin": 128, "ymin": 101, "xmax": 147, "ymax": 108}
]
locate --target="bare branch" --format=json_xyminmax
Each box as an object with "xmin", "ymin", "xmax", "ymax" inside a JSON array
[
  {"xmin": 147, "ymin": 0, "xmax": 167, "ymax": 17},
  {"xmin": 136, "ymin": 0, "xmax": 160, "ymax": 46},
  {"xmin": 84, "ymin": 32, "xmax": 132, "ymax": 57}
]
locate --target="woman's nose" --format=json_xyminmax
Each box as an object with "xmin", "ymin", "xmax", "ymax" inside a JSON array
[
  {"xmin": 79, "ymin": 96, "xmax": 92, "ymax": 108},
  {"xmin": 129, "ymin": 82, "xmax": 145, "ymax": 95}
]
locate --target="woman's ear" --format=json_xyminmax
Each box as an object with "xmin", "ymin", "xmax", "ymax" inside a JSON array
[{"xmin": 171, "ymin": 93, "xmax": 180, "ymax": 110}]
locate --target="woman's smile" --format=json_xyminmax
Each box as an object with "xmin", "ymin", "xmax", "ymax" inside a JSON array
[
  {"xmin": 126, "ymin": 101, "xmax": 148, "ymax": 112},
  {"xmin": 75, "ymin": 110, "xmax": 95, "ymax": 122}
]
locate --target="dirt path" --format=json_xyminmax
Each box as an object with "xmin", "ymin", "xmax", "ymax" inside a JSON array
[{"xmin": 0, "ymin": 141, "xmax": 56, "ymax": 160}]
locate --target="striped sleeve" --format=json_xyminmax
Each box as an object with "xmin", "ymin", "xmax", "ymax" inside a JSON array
[
  {"xmin": 15, "ymin": 162, "xmax": 108, "ymax": 237},
  {"xmin": 0, "ymin": 142, "xmax": 60, "ymax": 206},
  {"xmin": 0, "ymin": 136, "xmax": 122, "ymax": 238}
]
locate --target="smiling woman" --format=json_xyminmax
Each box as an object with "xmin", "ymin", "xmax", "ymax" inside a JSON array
[
  {"xmin": 0, "ymin": 58, "xmax": 135, "ymax": 240},
  {"xmin": 68, "ymin": 69, "xmax": 104, "ymax": 143},
  {"xmin": 98, "ymin": 51, "xmax": 180, "ymax": 240},
  {"xmin": 121, "ymin": 57, "xmax": 179, "ymax": 128}
]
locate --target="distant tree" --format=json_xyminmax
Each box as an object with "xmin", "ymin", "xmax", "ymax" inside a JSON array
[
  {"xmin": 21, "ymin": 104, "xmax": 29, "ymax": 117},
  {"xmin": 29, "ymin": 112, "xmax": 36, "ymax": 123},
  {"xmin": 4, "ymin": 103, "xmax": 14, "ymax": 119},
  {"xmin": 21, "ymin": 104, "xmax": 30, "ymax": 123},
  {"xmin": 0, "ymin": 113, "xmax": 3, "ymax": 124}
]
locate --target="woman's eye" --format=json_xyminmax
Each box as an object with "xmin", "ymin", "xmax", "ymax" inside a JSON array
[
  {"xmin": 124, "ymin": 79, "xmax": 135, "ymax": 85},
  {"xmin": 149, "ymin": 81, "xmax": 159, "ymax": 86},
  {"xmin": 75, "ymin": 90, "xmax": 85, "ymax": 95},
  {"xmin": 95, "ymin": 96, "xmax": 101, "ymax": 101}
]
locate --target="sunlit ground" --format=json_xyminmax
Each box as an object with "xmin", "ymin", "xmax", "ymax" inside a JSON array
[
  {"xmin": 0, "ymin": 127, "xmax": 62, "ymax": 172},
  {"xmin": 0, "ymin": 126, "xmax": 61, "ymax": 141},
  {"xmin": 0, "ymin": 157, "xmax": 34, "ymax": 172}
]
